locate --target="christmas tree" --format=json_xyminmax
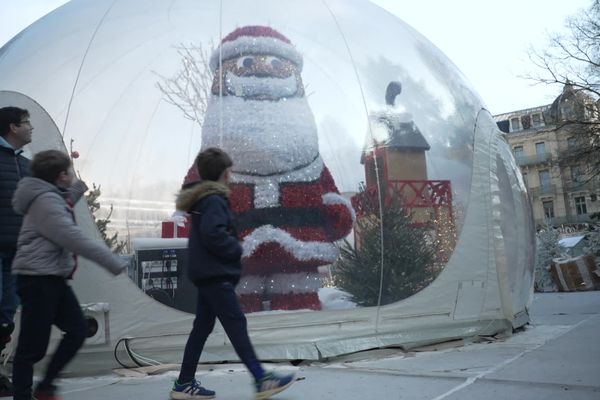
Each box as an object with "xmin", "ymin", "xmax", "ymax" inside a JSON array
[
  {"xmin": 585, "ymin": 223, "xmax": 600, "ymax": 257},
  {"xmin": 534, "ymin": 225, "xmax": 564, "ymax": 292},
  {"xmin": 86, "ymin": 184, "xmax": 127, "ymax": 254},
  {"xmin": 584, "ymin": 213, "xmax": 600, "ymax": 257},
  {"xmin": 335, "ymin": 188, "xmax": 437, "ymax": 307}
]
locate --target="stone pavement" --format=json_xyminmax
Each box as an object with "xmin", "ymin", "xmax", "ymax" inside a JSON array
[{"xmin": 15, "ymin": 291, "xmax": 600, "ymax": 399}]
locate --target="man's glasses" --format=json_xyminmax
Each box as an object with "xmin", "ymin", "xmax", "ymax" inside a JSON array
[{"xmin": 18, "ymin": 120, "xmax": 31, "ymax": 126}]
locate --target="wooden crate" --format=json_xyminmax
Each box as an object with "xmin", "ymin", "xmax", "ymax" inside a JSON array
[{"xmin": 550, "ymin": 254, "xmax": 600, "ymax": 292}]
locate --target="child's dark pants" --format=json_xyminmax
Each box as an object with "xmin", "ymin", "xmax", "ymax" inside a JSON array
[
  {"xmin": 179, "ymin": 280, "xmax": 264, "ymax": 383},
  {"xmin": 12, "ymin": 275, "xmax": 87, "ymax": 400}
]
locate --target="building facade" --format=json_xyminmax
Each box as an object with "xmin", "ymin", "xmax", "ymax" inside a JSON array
[{"xmin": 494, "ymin": 83, "xmax": 600, "ymax": 229}]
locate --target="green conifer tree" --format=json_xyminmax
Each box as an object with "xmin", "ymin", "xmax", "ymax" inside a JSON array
[
  {"xmin": 534, "ymin": 225, "xmax": 564, "ymax": 292},
  {"xmin": 335, "ymin": 188, "xmax": 437, "ymax": 307},
  {"xmin": 86, "ymin": 184, "xmax": 127, "ymax": 254}
]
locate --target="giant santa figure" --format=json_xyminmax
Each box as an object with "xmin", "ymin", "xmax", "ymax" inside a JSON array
[{"xmin": 183, "ymin": 26, "xmax": 355, "ymax": 312}]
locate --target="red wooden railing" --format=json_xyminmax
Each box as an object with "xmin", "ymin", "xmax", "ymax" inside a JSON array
[{"xmin": 352, "ymin": 180, "xmax": 453, "ymax": 216}]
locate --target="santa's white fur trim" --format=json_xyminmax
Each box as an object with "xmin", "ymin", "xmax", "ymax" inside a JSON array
[
  {"xmin": 231, "ymin": 157, "xmax": 325, "ymax": 209},
  {"xmin": 269, "ymin": 272, "xmax": 321, "ymax": 294},
  {"xmin": 242, "ymin": 225, "xmax": 339, "ymax": 262},
  {"xmin": 210, "ymin": 36, "xmax": 303, "ymax": 71},
  {"xmin": 230, "ymin": 156, "xmax": 323, "ymax": 186},
  {"xmin": 322, "ymin": 193, "xmax": 357, "ymax": 223},
  {"xmin": 236, "ymin": 272, "xmax": 321, "ymax": 295},
  {"xmin": 236, "ymin": 275, "xmax": 265, "ymax": 295}
]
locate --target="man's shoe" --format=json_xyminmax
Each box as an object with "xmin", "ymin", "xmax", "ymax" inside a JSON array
[
  {"xmin": 0, "ymin": 335, "xmax": 10, "ymax": 353},
  {"xmin": 170, "ymin": 378, "xmax": 215, "ymax": 399},
  {"xmin": 255, "ymin": 371, "xmax": 296, "ymax": 399},
  {"xmin": 0, "ymin": 374, "xmax": 12, "ymax": 397}
]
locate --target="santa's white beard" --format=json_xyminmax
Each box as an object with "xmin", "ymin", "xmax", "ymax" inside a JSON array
[{"xmin": 201, "ymin": 96, "xmax": 320, "ymax": 175}]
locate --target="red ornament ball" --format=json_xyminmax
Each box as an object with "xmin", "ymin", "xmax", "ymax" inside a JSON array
[{"xmin": 71, "ymin": 151, "xmax": 80, "ymax": 159}]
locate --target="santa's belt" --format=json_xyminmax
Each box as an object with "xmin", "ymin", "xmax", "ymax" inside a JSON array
[{"xmin": 236, "ymin": 207, "xmax": 327, "ymax": 231}]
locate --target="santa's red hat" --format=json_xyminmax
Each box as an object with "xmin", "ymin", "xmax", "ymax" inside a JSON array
[{"xmin": 209, "ymin": 25, "xmax": 303, "ymax": 71}]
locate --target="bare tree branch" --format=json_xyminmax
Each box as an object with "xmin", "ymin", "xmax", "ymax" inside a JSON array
[
  {"xmin": 154, "ymin": 42, "xmax": 215, "ymax": 126},
  {"xmin": 522, "ymin": 0, "xmax": 600, "ymax": 180}
]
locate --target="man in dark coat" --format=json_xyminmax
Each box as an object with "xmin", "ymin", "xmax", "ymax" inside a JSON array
[{"xmin": 0, "ymin": 106, "xmax": 32, "ymax": 396}]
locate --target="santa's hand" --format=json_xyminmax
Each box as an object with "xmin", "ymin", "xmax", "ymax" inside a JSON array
[
  {"xmin": 322, "ymin": 193, "xmax": 356, "ymax": 221},
  {"xmin": 321, "ymin": 193, "xmax": 356, "ymax": 240}
]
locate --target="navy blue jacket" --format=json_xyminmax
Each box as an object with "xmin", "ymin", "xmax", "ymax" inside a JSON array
[
  {"xmin": 0, "ymin": 145, "xmax": 31, "ymax": 253},
  {"xmin": 176, "ymin": 181, "xmax": 243, "ymax": 285}
]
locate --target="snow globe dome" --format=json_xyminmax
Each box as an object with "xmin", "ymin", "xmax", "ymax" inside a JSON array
[{"xmin": 0, "ymin": 0, "xmax": 535, "ymax": 362}]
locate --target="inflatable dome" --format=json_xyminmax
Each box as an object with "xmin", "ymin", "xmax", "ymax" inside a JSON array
[{"xmin": 0, "ymin": 0, "xmax": 534, "ymax": 370}]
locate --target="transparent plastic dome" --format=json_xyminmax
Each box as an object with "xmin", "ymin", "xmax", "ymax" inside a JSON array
[{"xmin": 0, "ymin": 0, "xmax": 534, "ymax": 326}]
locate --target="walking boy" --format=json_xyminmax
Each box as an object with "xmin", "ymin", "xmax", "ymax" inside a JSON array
[
  {"xmin": 11, "ymin": 150, "xmax": 127, "ymax": 400},
  {"xmin": 171, "ymin": 148, "xmax": 295, "ymax": 399}
]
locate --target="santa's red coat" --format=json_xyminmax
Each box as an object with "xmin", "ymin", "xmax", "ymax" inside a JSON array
[{"xmin": 183, "ymin": 162, "xmax": 354, "ymax": 275}]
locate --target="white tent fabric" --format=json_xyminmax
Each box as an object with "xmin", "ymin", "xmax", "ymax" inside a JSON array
[{"xmin": 0, "ymin": 0, "xmax": 534, "ymax": 372}]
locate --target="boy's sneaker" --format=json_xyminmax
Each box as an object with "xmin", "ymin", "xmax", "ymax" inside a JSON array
[
  {"xmin": 32, "ymin": 390, "xmax": 62, "ymax": 400},
  {"xmin": 170, "ymin": 379, "xmax": 215, "ymax": 399},
  {"xmin": 33, "ymin": 383, "xmax": 61, "ymax": 400},
  {"xmin": 255, "ymin": 372, "xmax": 296, "ymax": 399}
]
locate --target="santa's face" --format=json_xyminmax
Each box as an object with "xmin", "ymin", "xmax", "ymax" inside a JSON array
[
  {"xmin": 202, "ymin": 53, "xmax": 319, "ymax": 176},
  {"xmin": 212, "ymin": 55, "xmax": 304, "ymax": 101}
]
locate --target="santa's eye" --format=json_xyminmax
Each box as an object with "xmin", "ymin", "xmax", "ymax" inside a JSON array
[
  {"xmin": 237, "ymin": 56, "xmax": 255, "ymax": 69},
  {"xmin": 266, "ymin": 56, "xmax": 284, "ymax": 70}
]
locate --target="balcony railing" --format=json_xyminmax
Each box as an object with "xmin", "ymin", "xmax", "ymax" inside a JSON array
[
  {"xmin": 564, "ymin": 179, "xmax": 600, "ymax": 192},
  {"xmin": 352, "ymin": 180, "xmax": 453, "ymax": 216},
  {"xmin": 515, "ymin": 153, "xmax": 553, "ymax": 166},
  {"xmin": 538, "ymin": 214, "xmax": 592, "ymax": 226},
  {"xmin": 529, "ymin": 184, "xmax": 556, "ymax": 197}
]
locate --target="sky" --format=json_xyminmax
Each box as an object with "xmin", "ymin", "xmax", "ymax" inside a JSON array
[{"xmin": 0, "ymin": 0, "xmax": 592, "ymax": 115}]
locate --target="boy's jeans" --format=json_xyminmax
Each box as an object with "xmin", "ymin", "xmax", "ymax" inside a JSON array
[
  {"xmin": 179, "ymin": 281, "xmax": 264, "ymax": 383},
  {"xmin": 12, "ymin": 275, "xmax": 87, "ymax": 400}
]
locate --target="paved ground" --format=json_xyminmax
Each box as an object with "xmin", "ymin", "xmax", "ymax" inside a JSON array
[{"xmin": 11, "ymin": 291, "xmax": 600, "ymax": 399}]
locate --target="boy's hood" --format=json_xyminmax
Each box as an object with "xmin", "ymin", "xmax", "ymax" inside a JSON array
[
  {"xmin": 176, "ymin": 181, "xmax": 230, "ymax": 212},
  {"xmin": 12, "ymin": 177, "xmax": 61, "ymax": 215}
]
